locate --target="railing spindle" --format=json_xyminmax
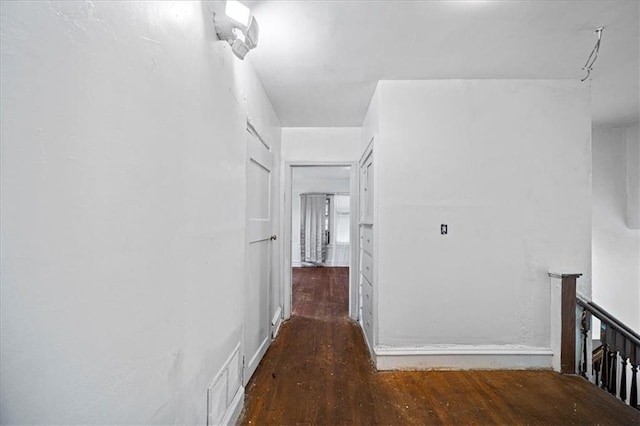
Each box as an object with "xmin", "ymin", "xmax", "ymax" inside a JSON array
[
  {"xmin": 580, "ymin": 309, "xmax": 589, "ymax": 378},
  {"xmin": 620, "ymin": 357, "xmax": 627, "ymax": 402},
  {"xmin": 563, "ymin": 281, "xmax": 640, "ymax": 409},
  {"xmin": 602, "ymin": 344, "xmax": 609, "ymax": 390},
  {"xmin": 631, "ymin": 365, "xmax": 638, "ymax": 408},
  {"xmin": 608, "ymin": 350, "xmax": 617, "ymax": 395},
  {"xmin": 592, "ymin": 344, "xmax": 603, "ymax": 387}
]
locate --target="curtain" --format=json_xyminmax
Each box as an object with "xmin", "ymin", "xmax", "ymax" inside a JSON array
[{"xmin": 300, "ymin": 194, "xmax": 327, "ymax": 265}]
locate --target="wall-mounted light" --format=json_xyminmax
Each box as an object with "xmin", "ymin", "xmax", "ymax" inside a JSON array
[{"xmin": 213, "ymin": 0, "xmax": 259, "ymax": 60}]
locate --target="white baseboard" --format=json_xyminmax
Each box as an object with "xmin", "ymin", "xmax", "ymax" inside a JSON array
[
  {"xmin": 222, "ymin": 386, "xmax": 244, "ymax": 426},
  {"xmin": 374, "ymin": 345, "xmax": 553, "ymax": 370},
  {"xmin": 359, "ymin": 319, "xmax": 374, "ymax": 357},
  {"xmin": 271, "ymin": 307, "xmax": 283, "ymax": 338},
  {"xmin": 325, "ymin": 261, "xmax": 350, "ymax": 267}
]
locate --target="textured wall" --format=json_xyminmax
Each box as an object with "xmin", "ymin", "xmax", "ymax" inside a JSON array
[
  {"xmin": 373, "ymin": 80, "xmax": 591, "ymax": 349},
  {"xmin": 593, "ymin": 126, "xmax": 640, "ymax": 331},
  {"xmin": 0, "ymin": 1, "xmax": 280, "ymax": 423}
]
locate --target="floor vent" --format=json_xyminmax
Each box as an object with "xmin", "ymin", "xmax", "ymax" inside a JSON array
[{"xmin": 207, "ymin": 344, "xmax": 242, "ymax": 426}]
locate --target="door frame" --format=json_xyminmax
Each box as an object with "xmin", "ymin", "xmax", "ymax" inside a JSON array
[{"xmin": 283, "ymin": 161, "xmax": 359, "ymax": 320}]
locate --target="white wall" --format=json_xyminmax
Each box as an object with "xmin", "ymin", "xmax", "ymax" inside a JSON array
[
  {"xmin": 627, "ymin": 124, "xmax": 640, "ymax": 229},
  {"xmin": 291, "ymin": 168, "xmax": 351, "ymax": 265},
  {"xmin": 593, "ymin": 126, "xmax": 640, "ymax": 331},
  {"xmin": 282, "ymin": 127, "xmax": 361, "ymax": 162},
  {"xmin": 373, "ymin": 80, "xmax": 591, "ymax": 349},
  {"xmin": 0, "ymin": 1, "xmax": 280, "ymax": 424},
  {"xmin": 362, "ymin": 89, "xmax": 379, "ymax": 152}
]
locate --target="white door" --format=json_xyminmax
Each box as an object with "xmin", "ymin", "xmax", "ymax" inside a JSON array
[{"xmin": 244, "ymin": 127, "xmax": 273, "ymax": 385}]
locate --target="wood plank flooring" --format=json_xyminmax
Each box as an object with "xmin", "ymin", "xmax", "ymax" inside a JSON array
[{"xmin": 239, "ymin": 267, "xmax": 640, "ymax": 425}]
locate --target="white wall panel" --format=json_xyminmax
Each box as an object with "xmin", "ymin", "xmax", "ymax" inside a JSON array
[
  {"xmin": 593, "ymin": 126, "xmax": 640, "ymax": 332},
  {"xmin": 372, "ymin": 80, "xmax": 591, "ymax": 351}
]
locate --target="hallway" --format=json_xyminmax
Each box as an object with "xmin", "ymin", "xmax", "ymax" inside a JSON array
[{"xmin": 239, "ymin": 267, "xmax": 639, "ymax": 425}]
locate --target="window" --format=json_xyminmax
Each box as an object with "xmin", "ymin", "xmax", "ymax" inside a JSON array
[
  {"xmin": 325, "ymin": 196, "xmax": 331, "ymax": 244},
  {"xmin": 334, "ymin": 195, "xmax": 350, "ymax": 244}
]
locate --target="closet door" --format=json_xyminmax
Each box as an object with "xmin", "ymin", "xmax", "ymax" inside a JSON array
[
  {"xmin": 244, "ymin": 127, "xmax": 274, "ymax": 384},
  {"xmin": 359, "ymin": 144, "xmax": 374, "ymax": 351}
]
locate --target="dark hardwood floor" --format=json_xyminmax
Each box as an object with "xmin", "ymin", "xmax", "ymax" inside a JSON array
[
  {"xmin": 291, "ymin": 266, "xmax": 349, "ymax": 319},
  {"xmin": 239, "ymin": 267, "xmax": 640, "ymax": 425}
]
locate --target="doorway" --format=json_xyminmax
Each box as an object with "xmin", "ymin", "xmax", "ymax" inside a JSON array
[{"xmin": 283, "ymin": 164, "xmax": 359, "ymax": 321}]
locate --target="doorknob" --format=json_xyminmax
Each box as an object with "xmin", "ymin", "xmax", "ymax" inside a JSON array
[{"xmin": 270, "ymin": 234, "xmax": 277, "ymax": 241}]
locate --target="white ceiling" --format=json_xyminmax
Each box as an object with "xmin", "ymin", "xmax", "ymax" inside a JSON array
[{"xmin": 246, "ymin": 0, "xmax": 639, "ymax": 127}]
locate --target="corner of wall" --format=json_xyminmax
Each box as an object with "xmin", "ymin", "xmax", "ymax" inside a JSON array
[
  {"xmin": 361, "ymin": 86, "xmax": 380, "ymax": 154},
  {"xmin": 626, "ymin": 124, "xmax": 640, "ymax": 229}
]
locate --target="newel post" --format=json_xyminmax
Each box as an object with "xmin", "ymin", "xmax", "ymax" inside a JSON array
[
  {"xmin": 549, "ymin": 272, "xmax": 582, "ymax": 374},
  {"xmin": 561, "ymin": 274, "xmax": 582, "ymax": 373}
]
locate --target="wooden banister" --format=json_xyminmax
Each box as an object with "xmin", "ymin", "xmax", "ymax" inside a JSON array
[
  {"xmin": 574, "ymin": 292, "xmax": 640, "ymax": 410},
  {"xmin": 577, "ymin": 296, "xmax": 640, "ymax": 346}
]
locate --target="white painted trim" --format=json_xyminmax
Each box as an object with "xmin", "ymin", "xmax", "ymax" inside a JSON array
[
  {"xmin": 348, "ymin": 162, "xmax": 360, "ymax": 320},
  {"xmin": 359, "ymin": 136, "xmax": 375, "ymax": 164},
  {"xmin": 277, "ymin": 150, "xmax": 286, "ymax": 323},
  {"xmin": 360, "ymin": 319, "xmax": 375, "ymax": 357},
  {"xmin": 247, "ymin": 121, "xmax": 273, "ymax": 152},
  {"xmin": 222, "ymin": 386, "xmax": 244, "ymax": 426},
  {"xmin": 244, "ymin": 336, "xmax": 270, "ymax": 386},
  {"xmin": 549, "ymin": 274, "xmax": 562, "ymax": 372},
  {"xmin": 325, "ymin": 262, "xmax": 350, "ymax": 267},
  {"xmin": 283, "ymin": 163, "xmax": 293, "ymax": 319},
  {"xmin": 282, "ymin": 162, "xmax": 360, "ymax": 321},
  {"xmin": 374, "ymin": 345, "xmax": 553, "ymax": 370},
  {"xmin": 374, "ymin": 345, "xmax": 553, "ymax": 356},
  {"xmin": 271, "ymin": 306, "xmax": 283, "ymax": 338}
]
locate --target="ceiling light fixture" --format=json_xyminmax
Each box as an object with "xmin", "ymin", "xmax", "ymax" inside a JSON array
[
  {"xmin": 581, "ymin": 27, "xmax": 604, "ymax": 82},
  {"xmin": 213, "ymin": 0, "xmax": 259, "ymax": 60}
]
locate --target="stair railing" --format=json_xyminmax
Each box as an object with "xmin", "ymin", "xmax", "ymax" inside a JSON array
[
  {"xmin": 555, "ymin": 273, "xmax": 639, "ymax": 410},
  {"xmin": 577, "ymin": 296, "xmax": 640, "ymax": 409}
]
